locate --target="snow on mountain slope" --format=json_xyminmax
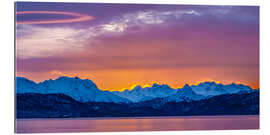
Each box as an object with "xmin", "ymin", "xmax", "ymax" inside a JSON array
[
  {"xmin": 190, "ymin": 82, "xmax": 253, "ymax": 97},
  {"xmin": 113, "ymin": 83, "xmax": 177, "ymax": 102},
  {"xmin": 16, "ymin": 77, "xmax": 39, "ymax": 93},
  {"xmin": 167, "ymin": 84, "xmax": 204, "ymax": 102},
  {"xmin": 16, "ymin": 76, "xmax": 257, "ymax": 103},
  {"xmin": 16, "ymin": 76, "xmax": 130, "ymax": 103},
  {"xmin": 115, "ymin": 82, "xmax": 256, "ymax": 103}
]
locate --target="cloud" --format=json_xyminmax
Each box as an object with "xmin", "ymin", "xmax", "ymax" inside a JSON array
[
  {"xmin": 99, "ymin": 9, "xmax": 201, "ymax": 33},
  {"xmin": 16, "ymin": 11, "xmax": 94, "ymax": 24},
  {"xmin": 16, "ymin": 25, "xmax": 90, "ymax": 59},
  {"xmin": 101, "ymin": 23, "xmax": 127, "ymax": 32},
  {"xmin": 16, "ymin": 6, "xmax": 259, "ymax": 90},
  {"xmin": 16, "ymin": 7, "xmax": 257, "ymax": 59},
  {"xmin": 16, "ymin": 9, "xmax": 204, "ymax": 59}
]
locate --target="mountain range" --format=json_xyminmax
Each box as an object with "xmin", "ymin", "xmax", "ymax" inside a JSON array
[
  {"xmin": 16, "ymin": 76, "xmax": 129, "ymax": 103},
  {"xmin": 16, "ymin": 76, "xmax": 259, "ymax": 118},
  {"xmin": 16, "ymin": 76, "xmax": 257, "ymax": 103}
]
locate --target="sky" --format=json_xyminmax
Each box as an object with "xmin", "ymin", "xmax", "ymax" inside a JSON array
[{"xmin": 15, "ymin": 2, "xmax": 259, "ymax": 91}]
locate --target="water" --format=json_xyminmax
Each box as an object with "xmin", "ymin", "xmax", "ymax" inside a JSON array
[{"xmin": 16, "ymin": 115, "xmax": 259, "ymax": 133}]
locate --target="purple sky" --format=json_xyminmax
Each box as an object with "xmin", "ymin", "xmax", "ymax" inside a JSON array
[{"xmin": 16, "ymin": 2, "xmax": 259, "ymax": 91}]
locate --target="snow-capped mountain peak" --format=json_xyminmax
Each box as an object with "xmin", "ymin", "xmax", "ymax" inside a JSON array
[
  {"xmin": 152, "ymin": 83, "xmax": 160, "ymax": 88},
  {"xmin": 40, "ymin": 76, "xmax": 98, "ymax": 91},
  {"xmin": 16, "ymin": 77, "xmax": 38, "ymax": 93},
  {"xmin": 178, "ymin": 84, "xmax": 193, "ymax": 95},
  {"xmin": 113, "ymin": 83, "xmax": 177, "ymax": 102},
  {"xmin": 132, "ymin": 85, "xmax": 143, "ymax": 91},
  {"xmin": 16, "ymin": 77, "xmax": 257, "ymax": 103},
  {"xmin": 167, "ymin": 84, "xmax": 203, "ymax": 102},
  {"xmin": 191, "ymin": 81, "xmax": 253, "ymax": 97},
  {"xmin": 16, "ymin": 76, "xmax": 130, "ymax": 103}
]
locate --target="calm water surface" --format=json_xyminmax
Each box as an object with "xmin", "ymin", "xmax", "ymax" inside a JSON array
[{"xmin": 16, "ymin": 115, "xmax": 259, "ymax": 133}]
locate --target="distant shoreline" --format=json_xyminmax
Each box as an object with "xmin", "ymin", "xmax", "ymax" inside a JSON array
[{"xmin": 16, "ymin": 115, "xmax": 259, "ymax": 120}]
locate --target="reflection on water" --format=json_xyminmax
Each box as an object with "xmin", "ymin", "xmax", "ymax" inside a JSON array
[{"xmin": 16, "ymin": 115, "xmax": 259, "ymax": 133}]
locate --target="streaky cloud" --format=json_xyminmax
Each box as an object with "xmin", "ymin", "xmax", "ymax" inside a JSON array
[{"xmin": 16, "ymin": 11, "xmax": 94, "ymax": 24}]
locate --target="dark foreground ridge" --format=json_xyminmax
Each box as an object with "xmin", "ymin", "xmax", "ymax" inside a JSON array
[{"xmin": 16, "ymin": 91, "xmax": 259, "ymax": 118}]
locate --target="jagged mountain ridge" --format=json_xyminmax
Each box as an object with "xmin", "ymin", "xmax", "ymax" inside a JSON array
[
  {"xmin": 190, "ymin": 82, "xmax": 254, "ymax": 96},
  {"xmin": 16, "ymin": 76, "xmax": 130, "ymax": 103},
  {"xmin": 16, "ymin": 76, "xmax": 257, "ymax": 103},
  {"xmin": 113, "ymin": 83, "xmax": 178, "ymax": 102}
]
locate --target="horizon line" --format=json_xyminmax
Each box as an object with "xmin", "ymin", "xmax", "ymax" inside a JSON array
[{"xmin": 16, "ymin": 76, "xmax": 259, "ymax": 91}]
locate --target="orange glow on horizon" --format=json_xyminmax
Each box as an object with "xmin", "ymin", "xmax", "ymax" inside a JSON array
[
  {"xmin": 122, "ymin": 81, "xmax": 163, "ymax": 91},
  {"xmin": 118, "ymin": 82, "xmax": 259, "ymax": 92},
  {"xmin": 17, "ymin": 68, "xmax": 259, "ymax": 92},
  {"xmin": 21, "ymin": 76, "xmax": 259, "ymax": 91}
]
